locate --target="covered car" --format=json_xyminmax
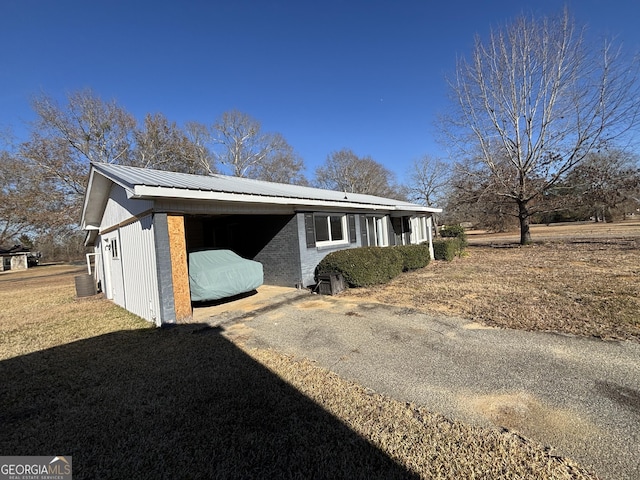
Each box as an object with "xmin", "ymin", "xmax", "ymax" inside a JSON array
[{"xmin": 188, "ymin": 249, "xmax": 263, "ymax": 302}]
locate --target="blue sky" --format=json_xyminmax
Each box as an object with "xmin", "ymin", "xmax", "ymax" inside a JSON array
[{"xmin": 1, "ymin": 0, "xmax": 639, "ymax": 182}]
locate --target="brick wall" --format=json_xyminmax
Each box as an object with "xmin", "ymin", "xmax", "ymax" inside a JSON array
[
  {"xmin": 253, "ymin": 215, "xmax": 302, "ymax": 287},
  {"xmin": 297, "ymin": 213, "xmax": 363, "ymax": 287}
]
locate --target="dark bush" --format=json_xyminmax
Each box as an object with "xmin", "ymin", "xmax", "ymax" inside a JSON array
[
  {"xmin": 394, "ymin": 244, "xmax": 431, "ymax": 271},
  {"xmin": 433, "ymin": 239, "xmax": 465, "ymax": 261},
  {"xmin": 440, "ymin": 224, "xmax": 467, "ymax": 245},
  {"xmin": 316, "ymin": 247, "xmax": 403, "ymax": 287}
]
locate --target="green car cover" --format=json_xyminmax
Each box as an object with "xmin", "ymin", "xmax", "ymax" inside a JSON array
[{"xmin": 188, "ymin": 250, "xmax": 263, "ymax": 302}]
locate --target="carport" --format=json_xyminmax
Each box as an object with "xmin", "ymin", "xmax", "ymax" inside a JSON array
[{"xmin": 184, "ymin": 213, "xmax": 301, "ymax": 287}]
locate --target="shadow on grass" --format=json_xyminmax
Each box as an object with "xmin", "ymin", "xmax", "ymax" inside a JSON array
[{"xmin": 0, "ymin": 325, "xmax": 417, "ymax": 479}]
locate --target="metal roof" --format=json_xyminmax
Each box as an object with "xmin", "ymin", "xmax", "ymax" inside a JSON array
[{"xmin": 90, "ymin": 162, "xmax": 440, "ymax": 212}]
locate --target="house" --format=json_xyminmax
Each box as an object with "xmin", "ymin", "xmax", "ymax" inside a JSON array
[
  {"xmin": 0, "ymin": 245, "xmax": 38, "ymax": 272},
  {"xmin": 81, "ymin": 163, "xmax": 441, "ymax": 325}
]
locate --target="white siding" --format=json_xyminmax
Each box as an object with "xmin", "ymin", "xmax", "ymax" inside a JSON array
[
  {"xmin": 101, "ymin": 184, "xmax": 153, "ymax": 230},
  {"xmin": 93, "ymin": 242, "xmax": 104, "ymax": 292},
  {"xmin": 118, "ymin": 215, "xmax": 161, "ymax": 325},
  {"xmin": 426, "ymin": 217, "xmax": 435, "ymax": 259},
  {"xmin": 410, "ymin": 216, "xmax": 429, "ymax": 244}
]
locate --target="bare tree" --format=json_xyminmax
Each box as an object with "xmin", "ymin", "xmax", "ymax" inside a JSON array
[
  {"xmin": 31, "ymin": 89, "xmax": 136, "ymax": 165},
  {"xmin": 406, "ymin": 155, "xmax": 451, "ymax": 235},
  {"xmin": 134, "ymin": 114, "xmax": 216, "ymax": 174},
  {"xmin": 445, "ymin": 156, "xmax": 524, "ymax": 231},
  {"xmin": 252, "ymin": 146, "xmax": 308, "ymax": 185},
  {"xmin": 0, "ymin": 151, "xmax": 76, "ymax": 246},
  {"xmin": 315, "ymin": 148, "xmax": 402, "ymax": 198},
  {"xmin": 212, "ymin": 110, "xmax": 300, "ymax": 179},
  {"xmin": 0, "ymin": 151, "xmax": 31, "ymax": 246},
  {"xmin": 184, "ymin": 121, "xmax": 217, "ymax": 174},
  {"xmin": 406, "ymin": 155, "xmax": 450, "ymax": 207},
  {"xmin": 563, "ymin": 149, "xmax": 640, "ymax": 221},
  {"xmin": 25, "ymin": 89, "xmax": 136, "ymax": 197},
  {"xmin": 444, "ymin": 9, "xmax": 640, "ymax": 244}
]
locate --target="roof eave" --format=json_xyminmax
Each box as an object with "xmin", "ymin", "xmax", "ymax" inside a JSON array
[{"xmin": 131, "ymin": 185, "xmax": 438, "ymax": 213}]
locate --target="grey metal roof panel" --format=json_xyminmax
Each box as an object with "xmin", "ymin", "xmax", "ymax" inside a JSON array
[{"xmin": 91, "ymin": 162, "xmax": 437, "ymax": 211}]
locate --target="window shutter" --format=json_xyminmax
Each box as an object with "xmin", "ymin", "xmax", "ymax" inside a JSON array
[
  {"xmin": 387, "ymin": 217, "xmax": 396, "ymax": 246},
  {"xmin": 304, "ymin": 213, "xmax": 315, "ymax": 248},
  {"xmin": 348, "ymin": 214, "xmax": 356, "ymax": 243},
  {"xmin": 402, "ymin": 216, "xmax": 410, "ymax": 233},
  {"xmin": 359, "ymin": 215, "xmax": 368, "ymax": 246}
]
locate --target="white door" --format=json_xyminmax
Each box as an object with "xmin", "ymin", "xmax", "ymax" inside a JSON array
[{"xmin": 102, "ymin": 232, "xmax": 125, "ymax": 307}]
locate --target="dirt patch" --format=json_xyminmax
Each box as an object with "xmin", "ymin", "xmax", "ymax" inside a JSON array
[
  {"xmin": 462, "ymin": 322, "xmax": 496, "ymax": 330},
  {"xmin": 296, "ymin": 298, "xmax": 335, "ymax": 309},
  {"xmin": 222, "ymin": 322, "xmax": 255, "ymax": 343},
  {"xmin": 463, "ymin": 392, "xmax": 600, "ymax": 440}
]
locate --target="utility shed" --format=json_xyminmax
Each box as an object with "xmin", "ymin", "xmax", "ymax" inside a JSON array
[
  {"xmin": 0, "ymin": 253, "xmax": 28, "ymax": 271},
  {"xmin": 81, "ymin": 163, "xmax": 441, "ymax": 325}
]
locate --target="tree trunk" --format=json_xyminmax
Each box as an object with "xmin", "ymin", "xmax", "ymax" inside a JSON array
[
  {"xmin": 518, "ymin": 200, "xmax": 532, "ymax": 245},
  {"xmin": 432, "ymin": 215, "xmax": 440, "ymax": 238}
]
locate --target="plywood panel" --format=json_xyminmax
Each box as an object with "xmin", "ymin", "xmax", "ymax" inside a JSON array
[{"xmin": 168, "ymin": 214, "xmax": 192, "ymax": 321}]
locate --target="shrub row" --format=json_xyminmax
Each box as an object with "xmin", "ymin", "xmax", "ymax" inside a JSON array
[
  {"xmin": 434, "ymin": 224, "xmax": 468, "ymax": 261},
  {"xmin": 433, "ymin": 238, "xmax": 466, "ymax": 261},
  {"xmin": 316, "ymin": 244, "xmax": 431, "ymax": 288},
  {"xmin": 440, "ymin": 224, "xmax": 467, "ymax": 241},
  {"xmin": 395, "ymin": 243, "xmax": 432, "ymax": 271}
]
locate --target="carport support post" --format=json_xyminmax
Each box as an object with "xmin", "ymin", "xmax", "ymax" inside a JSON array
[
  {"xmin": 153, "ymin": 213, "xmax": 176, "ymax": 324},
  {"xmin": 426, "ymin": 216, "xmax": 435, "ymax": 259},
  {"xmin": 167, "ymin": 214, "xmax": 192, "ymax": 322}
]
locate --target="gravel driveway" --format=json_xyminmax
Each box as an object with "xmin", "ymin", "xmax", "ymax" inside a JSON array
[{"xmin": 214, "ymin": 292, "xmax": 640, "ymax": 480}]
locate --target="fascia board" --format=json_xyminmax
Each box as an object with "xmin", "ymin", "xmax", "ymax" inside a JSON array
[
  {"xmin": 80, "ymin": 169, "xmax": 96, "ymax": 229},
  {"xmin": 81, "ymin": 170, "xmax": 114, "ymax": 230},
  {"xmin": 131, "ymin": 185, "xmax": 436, "ymax": 213}
]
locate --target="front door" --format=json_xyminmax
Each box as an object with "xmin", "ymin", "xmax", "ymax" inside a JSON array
[{"xmin": 102, "ymin": 232, "xmax": 125, "ymax": 307}]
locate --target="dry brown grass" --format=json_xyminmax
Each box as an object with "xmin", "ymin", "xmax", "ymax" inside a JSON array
[
  {"xmin": 0, "ymin": 264, "xmax": 150, "ymax": 360},
  {"xmin": 251, "ymin": 349, "xmax": 596, "ymax": 479},
  {"xmin": 0, "ymin": 263, "xmax": 598, "ymax": 478},
  {"xmin": 345, "ymin": 222, "xmax": 640, "ymax": 342}
]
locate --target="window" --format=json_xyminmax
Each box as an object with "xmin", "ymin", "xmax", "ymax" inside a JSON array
[
  {"xmin": 111, "ymin": 238, "xmax": 119, "ymax": 259},
  {"xmin": 314, "ymin": 214, "xmax": 347, "ymax": 246},
  {"xmin": 364, "ymin": 216, "xmax": 389, "ymax": 247},
  {"xmin": 411, "ymin": 216, "xmax": 428, "ymax": 244}
]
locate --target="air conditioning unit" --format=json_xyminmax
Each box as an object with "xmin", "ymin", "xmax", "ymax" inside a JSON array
[{"xmin": 317, "ymin": 272, "xmax": 345, "ymax": 295}]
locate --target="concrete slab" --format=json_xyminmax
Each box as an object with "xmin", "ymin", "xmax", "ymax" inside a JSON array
[{"xmin": 189, "ymin": 285, "xmax": 307, "ymax": 324}]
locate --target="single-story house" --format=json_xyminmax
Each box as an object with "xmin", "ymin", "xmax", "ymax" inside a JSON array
[{"xmin": 81, "ymin": 162, "xmax": 441, "ymax": 325}]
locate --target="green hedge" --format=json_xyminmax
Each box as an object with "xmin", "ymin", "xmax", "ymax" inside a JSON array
[
  {"xmin": 440, "ymin": 224, "xmax": 466, "ymax": 238},
  {"xmin": 440, "ymin": 225, "xmax": 467, "ymax": 247},
  {"xmin": 394, "ymin": 244, "xmax": 431, "ymax": 271},
  {"xmin": 316, "ymin": 244, "xmax": 432, "ymax": 288},
  {"xmin": 316, "ymin": 247, "xmax": 403, "ymax": 287},
  {"xmin": 433, "ymin": 238, "xmax": 465, "ymax": 261}
]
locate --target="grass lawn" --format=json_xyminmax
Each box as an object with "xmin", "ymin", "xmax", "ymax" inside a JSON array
[
  {"xmin": 0, "ymin": 263, "xmax": 598, "ymax": 479},
  {"xmin": 346, "ymin": 221, "xmax": 640, "ymax": 342}
]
